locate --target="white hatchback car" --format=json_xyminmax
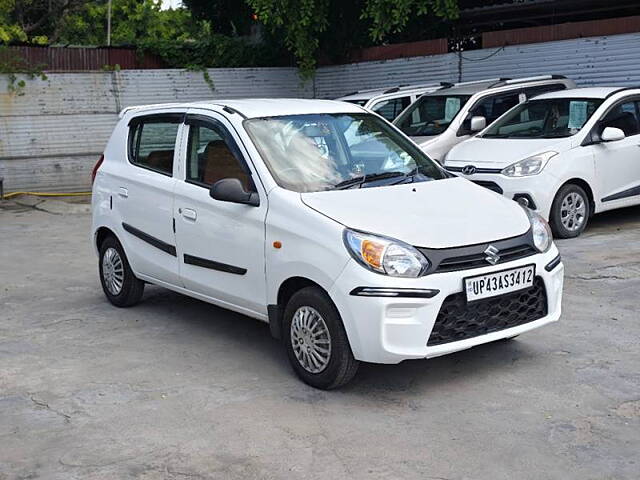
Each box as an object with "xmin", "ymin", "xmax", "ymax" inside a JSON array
[
  {"xmin": 393, "ymin": 75, "xmax": 575, "ymax": 163},
  {"xmin": 336, "ymin": 83, "xmax": 443, "ymax": 121},
  {"xmin": 92, "ymin": 99, "xmax": 564, "ymax": 389},
  {"xmin": 444, "ymin": 87, "xmax": 640, "ymax": 238}
]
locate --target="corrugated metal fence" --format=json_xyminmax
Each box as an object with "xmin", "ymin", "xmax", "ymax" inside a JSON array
[
  {"xmin": 0, "ymin": 45, "xmax": 163, "ymax": 70},
  {"xmin": 2, "ymin": 32, "xmax": 640, "ymax": 192},
  {"xmin": 314, "ymin": 32, "xmax": 640, "ymax": 98},
  {"xmin": 0, "ymin": 68, "xmax": 311, "ymax": 192}
]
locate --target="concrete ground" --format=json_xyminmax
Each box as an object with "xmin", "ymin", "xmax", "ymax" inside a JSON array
[{"xmin": 1, "ymin": 196, "xmax": 639, "ymax": 480}]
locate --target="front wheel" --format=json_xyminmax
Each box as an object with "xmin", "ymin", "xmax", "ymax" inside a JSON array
[
  {"xmin": 283, "ymin": 287, "xmax": 359, "ymax": 390},
  {"xmin": 549, "ymin": 184, "xmax": 590, "ymax": 238}
]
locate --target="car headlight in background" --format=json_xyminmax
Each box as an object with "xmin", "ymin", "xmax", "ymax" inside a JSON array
[
  {"xmin": 344, "ymin": 229, "xmax": 429, "ymax": 277},
  {"xmin": 502, "ymin": 151, "xmax": 557, "ymax": 177},
  {"xmin": 523, "ymin": 207, "xmax": 552, "ymax": 252}
]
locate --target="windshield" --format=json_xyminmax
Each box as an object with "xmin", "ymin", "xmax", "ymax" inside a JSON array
[
  {"xmin": 394, "ymin": 94, "xmax": 471, "ymax": 136},
  {"xmin": 244, "ymin": 113, "xmax": 447, "ymax": 193},
  {"xmin": 481, "ymin": 98, "xmax": 604, "ymax": 139}
]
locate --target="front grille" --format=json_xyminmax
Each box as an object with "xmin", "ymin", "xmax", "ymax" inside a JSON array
[
  {"xmin": 416, "ymin": 231, "xmax": 538, "ymax": 275},
  {"xmin": 473, "ymin": 180, "xmax": 504, "ymax": 194},
  {"xmin": 436, "ymin": 244, "xmax": 537, "ymax": 273},
  {"xmin": 427, "ymin": 277, "xmax": 547, "ymax": 346}
]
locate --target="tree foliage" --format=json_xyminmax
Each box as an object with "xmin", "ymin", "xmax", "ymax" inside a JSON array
[
  {"xmin": 0, "ymin": 0, "xmax": 460, "ymax": 78},
  {"xmin": 227, "ymin": 0, "xmax": 458, "ymax": 78},
  {"xmin": 362, "ymin": 0, "xmax": 459, "ymax": 42}
]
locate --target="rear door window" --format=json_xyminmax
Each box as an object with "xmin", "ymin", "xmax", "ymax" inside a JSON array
[{"xmin": 129, "ymin": 115, "xmax": 182, "ymax": 176}]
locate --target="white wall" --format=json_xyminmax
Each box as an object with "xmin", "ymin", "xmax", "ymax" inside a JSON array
[
  {"xmin": 0, "ymin": 68, "xmax": 311, "ymax": 192},
  {"xmin": 2, "ymin": 32, "xmax": 640, "ymax": 192}
]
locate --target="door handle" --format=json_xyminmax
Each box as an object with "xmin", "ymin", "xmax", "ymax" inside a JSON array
[
  {"xmin": 118, "ymin": 187, "xmax": 128, "ymax": 198},
  {"xmin": 181, "ymin": 208, "xmax": 197, "ymax": 221}
]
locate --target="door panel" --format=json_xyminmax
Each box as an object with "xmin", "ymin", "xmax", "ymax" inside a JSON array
[
  {"xmin": 594, "ymin": 100, "xmax": 640, "ymax": 207},
  {"xmin": 116, "ymin": 114, "xmax": 182, "ymax": 285},
  {"xmin": 173, "ymin": 113, "xmax": 268, "ymax": 316}
]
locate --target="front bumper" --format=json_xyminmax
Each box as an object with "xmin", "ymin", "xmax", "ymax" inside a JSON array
[
  {"xmin": 329, "ymin": 246, "xmax": 563, "ymax": 364},
  {"xmin": 445, "ymin": 166, "xmax": 558, "ymax": 220}
]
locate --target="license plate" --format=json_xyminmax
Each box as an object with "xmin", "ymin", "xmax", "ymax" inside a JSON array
[{"xmin": 465, "ymin": 264, "xmax": 535, "ymax": 302}]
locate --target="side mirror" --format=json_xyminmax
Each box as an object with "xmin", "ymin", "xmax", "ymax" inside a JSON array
[
  {"xmin": 209, "ymin": 178, "xmax": 259, "ymax": 207},
  {"xmin": 601, "ymin": 126, "xmax": 625, "ymax": 142},
  {"xmin": 470, "ymin": 116, "xmax": 487, "ymax": 132}
]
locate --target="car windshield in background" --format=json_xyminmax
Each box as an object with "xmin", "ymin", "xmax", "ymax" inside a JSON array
[
  {"xmin": 394, "ymin": 94, "xmax": 471, "ymax": 136},
  {"xmin": 481, "ymin": 98, "xmax": 604, "ymax": 139},
  {"xmin": 244, "ymin": 113, "xmax": 447, "ymax": 193}
]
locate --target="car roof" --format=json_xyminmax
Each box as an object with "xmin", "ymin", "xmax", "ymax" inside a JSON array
[
  {"xmin": 122, "ymin": 98, "xmax": 365, "ymax": 119},
  {"xmin": 532, "ymin": 86, "xmax": 640, "ymax": 100},
  {"xmin": 422, "ymin": 75, "xmax": 570, "ymax": 97},
  {"xmin": 336, "ymin": 83, "xmax": 443, "ymax": 101}
]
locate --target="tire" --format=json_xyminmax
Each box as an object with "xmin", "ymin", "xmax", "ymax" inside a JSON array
[
  {"xmin": 98, "ymin": 235, "xmax": 144, "ymax": 307},
  {"xmin": 549, "ymin": 184, "xmax": 590, "ymax": 238},
  {"xmin": 283, "ymin": 287, "xmax": 359, "ymax": 390}
]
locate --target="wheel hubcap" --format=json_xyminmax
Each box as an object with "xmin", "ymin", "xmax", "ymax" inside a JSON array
[
  {"xmin": 102, "ymin": 247, "xmax": 124, "ymax": 296},
  {"xmin": 290, "ymin": 306, "xmax": 332, "ymax": 374},
  {"xmin": 560, "ymin": 192, "xmax": 586, "ymax": 232}
]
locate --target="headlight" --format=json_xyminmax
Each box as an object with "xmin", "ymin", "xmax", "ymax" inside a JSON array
[
  {"xmin": 523, "ymin": 207, "xmax": 552, "ymax": 253},
  {"xmin": 343, "ymin": 229, "xmax": 429, "ymax": 277},
  {"xmin": 502, "ymin": 151, "xmax": 557, "ymax": 177}
]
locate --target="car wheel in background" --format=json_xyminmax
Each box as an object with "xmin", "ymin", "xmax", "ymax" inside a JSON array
[
  {"xmin": 549, "ymin": 184, "xmax": 590, "ymax": 238},
  {"xmin": 283, "ymin": 286, "xmax": 359, "ymax": 389},
  {"xmin": 99, "ymin": 235, "xmax": 145, "ymax": 307}
]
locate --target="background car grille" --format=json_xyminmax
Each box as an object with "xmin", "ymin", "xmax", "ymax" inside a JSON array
[
  {"xmin": 427, "ymin": 277, "xmax": 548, "ymax": 346},
  {"xmin": 436, "ymin": 244, "xmax": 537, "ymax": 273},
  {"xmin": 472, "ymin": 180, "xmax": 504, "ymax": 194}
]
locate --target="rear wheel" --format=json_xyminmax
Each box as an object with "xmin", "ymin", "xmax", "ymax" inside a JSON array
[
  {"xmin": 549, "ymin": 184, "xmax": 590, "ymax": 238},
  {"xmin": 283, "ymin": 287, "xmax": 359, "ymax": 389},
  {"xmin": 99, "ymin": 236, "xmax": 144, "ymax": 307}
]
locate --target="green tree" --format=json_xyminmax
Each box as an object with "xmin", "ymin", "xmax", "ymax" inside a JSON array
[
  {"xmin": 57, "ymin": 0, "xmax": 199, "ymax": 46},
  {"xmin": 188, "ymin": 0, "xmax": 460, "ymax": 78}
]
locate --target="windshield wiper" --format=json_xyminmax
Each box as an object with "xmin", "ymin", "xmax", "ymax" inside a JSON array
[
  {"xmin": 332, "ymin": 171, "xmax": 406, "ymax": 190},
  {"xmin": 389, "ymin": 166, "xmax": 421, "ymax": 185}
]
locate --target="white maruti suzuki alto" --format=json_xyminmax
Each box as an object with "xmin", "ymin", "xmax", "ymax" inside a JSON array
[{"xmin": 92, "ymin": 99, "xmax": 564, "ymax": 389}]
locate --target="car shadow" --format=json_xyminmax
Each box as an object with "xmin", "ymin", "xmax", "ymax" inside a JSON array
[
  {"xmin": 130, "ymin": 285, "xmax": 542, "ymax": 394},
  {"xmin": 581, "ymin": 203, "xmax": 640, "ymax": 236}
]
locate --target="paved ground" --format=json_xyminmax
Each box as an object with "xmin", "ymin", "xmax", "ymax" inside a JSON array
[{"xmin": 1, "ymin": 196, "xmax": 639, "ymax": 480}]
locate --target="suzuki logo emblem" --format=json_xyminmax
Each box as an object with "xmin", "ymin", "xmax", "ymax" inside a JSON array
[
  {"xmin": 484, "ymin": 245, "xmax": 500, "ymax": 265},
  {"xmin": 461, "ymin": 165, "xmax": 477, "ymax": 175}
]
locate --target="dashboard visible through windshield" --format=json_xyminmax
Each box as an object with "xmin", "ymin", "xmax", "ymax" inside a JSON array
[
  {"xmin": 394, "ymin": 94, "xmax": 471, "ymax": 136},
  {"xmin": 244, "ymin": 113, "xmax": 447, "ymax": 193},
  {"xmin": 481, "ymin": 98, "xmax": 603, "ymax": 139}
]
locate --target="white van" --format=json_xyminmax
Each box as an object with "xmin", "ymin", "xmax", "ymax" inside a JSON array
[
  {"xmin": 444, "ymin": 87, "xmax": 640, "ymax": 237},
  {"xmin": 393, "ymin": 76, "xmax": 576, "ymax": 163},
  {"xmin": 92, "ymin": 99, "xmax": 564, "ymax": 389}
]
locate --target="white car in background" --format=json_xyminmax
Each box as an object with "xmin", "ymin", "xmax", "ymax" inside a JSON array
[
  {"xmin": 336, "ymin": 83, "xmax": 444, "ymax": 121},
  {"xmin": 393, "ymin": 75, "xmax": 576, "ymax": 163},
  {"xmin": 92, "ymin": 98, "xmax": 563, "ymax": 389},
  {"xmin": 444, "ymin": 87, "xmax": 640, "ymax": 238}
]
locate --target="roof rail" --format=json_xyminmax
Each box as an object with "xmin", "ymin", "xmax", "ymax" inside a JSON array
[
  {"xmin": 118, "ymin": 103, "xmax": 185, "ymax": 118},
  {"xmin": 438, "ymin": 78, "xmax": 506, "ymax": 89},
  {"xmin": 489, "ymin": 75, "xmax": 568, "ymax": 89}
]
